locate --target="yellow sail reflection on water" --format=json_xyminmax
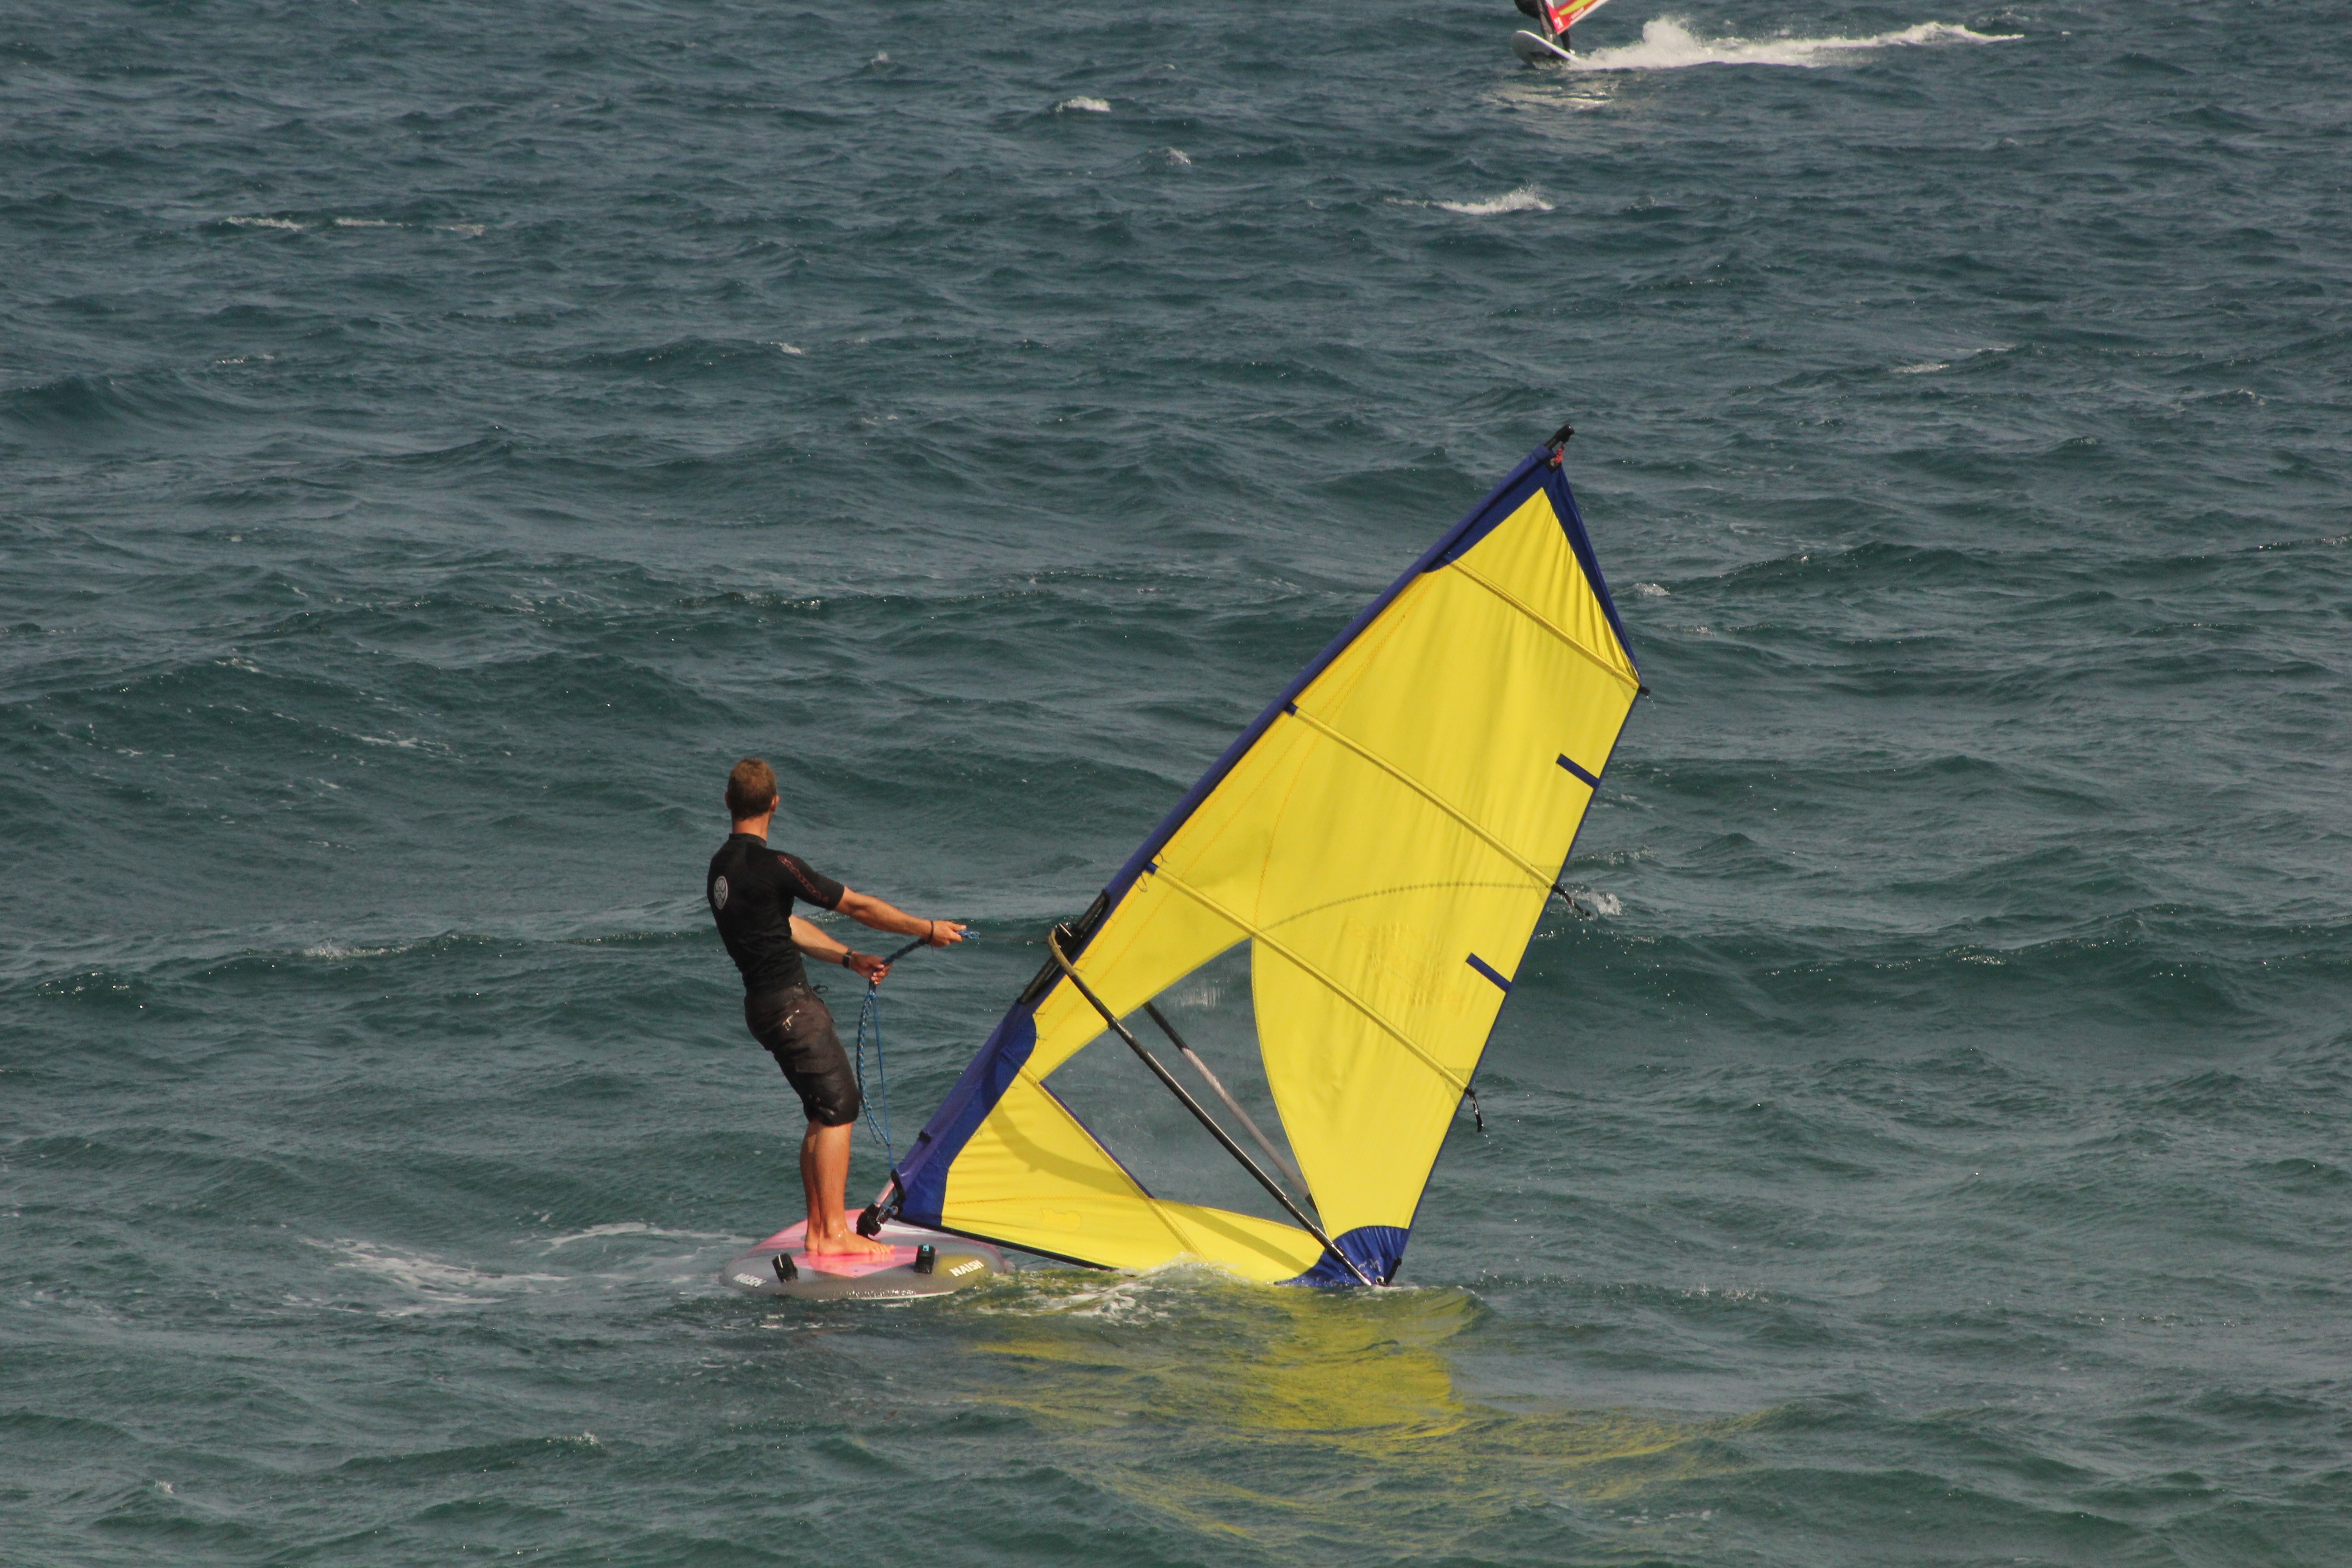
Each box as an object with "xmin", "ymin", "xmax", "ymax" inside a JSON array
[
  {"xmin": 888, "ymin": 441, "xmax": 1642, "ymax": 1284},
  {"xmin": 960, "ymin": 1276, "xmax": 1741, "ymax": 1551}
]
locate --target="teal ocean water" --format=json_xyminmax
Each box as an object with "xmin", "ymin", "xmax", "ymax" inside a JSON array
[{"xmin": 5, "ymin": 0, "xmax": 2347, "ymax": 1562}]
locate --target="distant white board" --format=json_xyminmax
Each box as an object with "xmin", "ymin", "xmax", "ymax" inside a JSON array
[{"xmin": 1512, "ymin": 30, "xmax": 1577, "ymax": 64}]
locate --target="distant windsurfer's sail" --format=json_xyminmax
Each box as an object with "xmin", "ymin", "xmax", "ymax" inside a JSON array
[
  {"xmin": 1515, "ymin": 0, "xmax": 1613, "ymax": 42},
  {"xmin": 884, "ymin": 440, "xmax": 1642, "ymax": 1285}
]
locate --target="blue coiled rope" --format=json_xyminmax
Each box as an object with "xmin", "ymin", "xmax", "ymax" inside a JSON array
[{"xmin": 850, "ymin": 931, "xmax": 970, "ymax": 1165}]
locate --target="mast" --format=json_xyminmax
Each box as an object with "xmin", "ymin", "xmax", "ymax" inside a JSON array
[
  {"xmin": 1047, "ymin": 932, "xmax": 1378, "ymax": 1288},
  {"xmin": 1142, "ymin": 1001, "xmax": 1312, "ymax": 1201}
]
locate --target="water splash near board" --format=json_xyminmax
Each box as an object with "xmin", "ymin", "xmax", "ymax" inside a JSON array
[
  {"xmin": 720, "ymin": 1220, "xmax": 1005, "ymax": 1301},
  {"xmin": 1567, "ymin": 20, "xmax": 2019, "ymax": 72}
]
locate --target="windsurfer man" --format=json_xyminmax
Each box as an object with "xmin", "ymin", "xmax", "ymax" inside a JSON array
[
  {"xmin": 1514, "ymin": 0, "xmax": 1574, "ymax": 50},
  {"xmin": 707, "ymin": 757, "xmax": 965, "ymax": 1256}
]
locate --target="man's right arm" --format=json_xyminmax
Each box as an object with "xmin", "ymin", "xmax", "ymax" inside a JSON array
[{"xmin": 789, "ymin": 914, "xmax": 891, "ymax": 983}]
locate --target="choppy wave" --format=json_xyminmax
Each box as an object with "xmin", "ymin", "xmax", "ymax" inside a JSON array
[
  {"xmin": 211, "ymin": 213, "xmax": 486, "ymax": 235},
  {"xmin": 1389, "ymin": 185, "xmax": 1556, "ymax": 215},
  {"xmin": 0, "ymin": 367, "xmax": 253, "ymax": 439},
  {"xmin": 1436, "ymin": 185, "xmax": 1555, "ymax": 215}
]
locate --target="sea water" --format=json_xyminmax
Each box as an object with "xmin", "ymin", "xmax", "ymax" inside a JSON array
[{"xmin": 4, "ymin": 1, "xmax": 2346, "ymax": 1563}]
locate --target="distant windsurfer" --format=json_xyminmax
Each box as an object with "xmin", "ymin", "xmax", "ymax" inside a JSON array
[
  {"xmin": 1514, "ymin": 0, "xmax": 1573, "ymax": 52},
  {"xmin": 707, "ymin": 758, "xmax": 965, "ymax": 1256}
]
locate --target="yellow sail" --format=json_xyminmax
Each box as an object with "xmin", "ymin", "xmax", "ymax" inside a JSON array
[{"xmin": 889, "ymin": 444, "xmax": 1642, "ymax": 1284}]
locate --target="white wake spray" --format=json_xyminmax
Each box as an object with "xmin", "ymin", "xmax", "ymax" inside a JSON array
[
  {"xmin": 1436, "ymin": 186, "xmax": 1555, "ymax": 215},
  {"xmin": 1571, "ymin": 18, "xmax": 2018, "ymax": 71}
]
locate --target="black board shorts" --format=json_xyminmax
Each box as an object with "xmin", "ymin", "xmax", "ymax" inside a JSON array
[{"xmin": 744, "ymin": 985, "xmax": 861, "ymax": 1127}]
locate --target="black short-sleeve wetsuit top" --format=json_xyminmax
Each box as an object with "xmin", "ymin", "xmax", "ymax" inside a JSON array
[{"xmin": 706, "ymin": 834, "xmax": 846, "ymax": 995}]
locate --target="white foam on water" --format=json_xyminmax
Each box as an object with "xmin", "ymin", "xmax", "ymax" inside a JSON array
[
  {"xmin": 1167, "ymin": 977, "xmax": 1227, "ymax": 1009},
  {"xmin": 225, "ymin": 216, "xmax": 304, "ymax": 231},
  {"xmin": 1434, "ymin": 186, "xmax": 1554, "ymax": 215},
  {"xmin": 1897, "ymin": 342, "xmax": 2014, "ymax": 374},
  {"xmin": 1634, "ymin": 581, "xmax": 1671, "ymax": 597},
  {"xmin": 977, "ymin": 1258, "xmax": 1265, "ymax": 1322},
  {"xmin": 1054, "ymin": 96, "xmax": 1111, "ymax": 113},
  {"xmin": 986, "ymin": 1275, "xmax": 1166, "ymax": 1322},
  {"xmin": 540, "ymin": 1222, "xmax": 735, "ymax": 1250},
  {"xmin": 310, "ymin": 1238, "xmax": 561, "ymax": 1313},
  {"xmin": 1572, "ymin": 18, "xmax": 2018, "ymax": 72},
  {"xmin": 435, "ymin": 222, "xmax": 486, "ymax": 236},
  {"xmin": 1165, "ymin": 147, "xmax": 1191, "ymax": 165},
  {"xmin": 300, "ymin": 940, "xmax": 406, "ymax": 959},
  {"xmin": 333, "ymin": 217, "xmax": 392, "ymax": 228}
]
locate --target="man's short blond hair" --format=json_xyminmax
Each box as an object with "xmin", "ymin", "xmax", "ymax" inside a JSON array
[{"xmin": 726, "ymin": 757, "xmax": 779, "ymax": 820}]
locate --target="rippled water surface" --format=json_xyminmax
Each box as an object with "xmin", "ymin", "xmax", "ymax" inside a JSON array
[{"xmin": 5, "ymin": 0, "xmax": 2348, "ymax": 1563}]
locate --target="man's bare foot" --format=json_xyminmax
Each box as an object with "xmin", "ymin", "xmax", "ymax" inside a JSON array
[{"xmin": 804, "ymin": 1227, "xmax": 894, "ymax": 1258}]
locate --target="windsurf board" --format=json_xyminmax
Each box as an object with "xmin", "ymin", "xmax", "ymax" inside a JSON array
[
  {"xmin": 1512, "ymin": 29, "xmax": 1576, "ymax": 64},
  {"xmin": 720, "ymin": 1220, "xmax": 1004, "ymax": 1302}
]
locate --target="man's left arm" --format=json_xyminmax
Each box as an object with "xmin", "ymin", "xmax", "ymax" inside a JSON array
[{"xmin": 836, "ymin": 888, "xmax": 966, "ymax": 948}]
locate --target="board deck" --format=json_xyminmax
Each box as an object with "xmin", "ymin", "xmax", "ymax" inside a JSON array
[
  {"xmin": 719, "ymin": 1220, "xmax": 1005, "ymax": 1301},
  {"xmin": 1511, "ymin": 29, "xmax": 1576, "ymax": 64}
]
